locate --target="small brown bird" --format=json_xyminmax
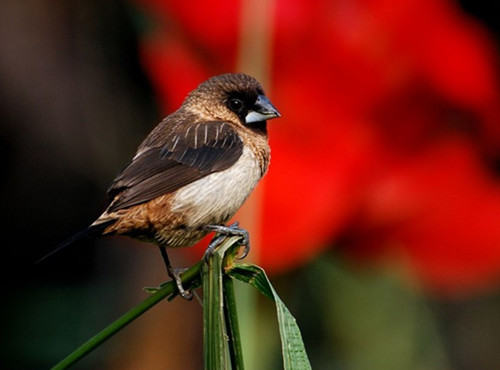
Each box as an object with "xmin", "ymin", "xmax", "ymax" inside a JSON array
[{"xmin": 40, "ymin": 73, "xmax": 280, "ymax": 298}]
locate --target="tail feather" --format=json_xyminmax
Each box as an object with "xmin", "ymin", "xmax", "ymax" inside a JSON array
[{"xmin": 35, "ymin": 220, "xmax": 115, "ymax": 264}]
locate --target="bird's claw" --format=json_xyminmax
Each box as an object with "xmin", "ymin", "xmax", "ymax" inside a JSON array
[
  {"xmin": 204, "ymin": 222, "xmax": 250, "ymax": 261},
  {"xmin": 171, "ymin": 269, "xmax": 193, "ymax": 300},
  {"xmin": 237, "ymin": 243, "xmax": 250, "ymax": 260},
  {"xmin": 203, "ymin": 235, "xmax": 226, "ymax": 263},
  {"xmin": 144, "ymin": 267, "xmax": 192, "ymax": 300}
]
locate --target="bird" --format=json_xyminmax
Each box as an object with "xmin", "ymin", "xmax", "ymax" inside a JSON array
[{"xmin": 38, "ymin": 73, "xmax": 281, "ymax": 299}]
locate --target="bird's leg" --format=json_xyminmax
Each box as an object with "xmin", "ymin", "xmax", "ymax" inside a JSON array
[
  {"xmin": 158, "ymin": 246, "xmax": 193, "ymax": 300},
  {"xmin": 204, "ymin": 222, "xmax": 250, "ymax": 260}
]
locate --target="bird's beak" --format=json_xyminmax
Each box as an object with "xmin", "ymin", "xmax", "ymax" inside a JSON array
[{"xmin": 245, "ymin": 95, "xmax": 281, "ymax": 124}]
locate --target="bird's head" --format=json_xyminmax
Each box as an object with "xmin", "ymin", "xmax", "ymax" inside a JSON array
[{"xmin": 184, "ymin": 73, "xmax": 281, "ymax": 130}]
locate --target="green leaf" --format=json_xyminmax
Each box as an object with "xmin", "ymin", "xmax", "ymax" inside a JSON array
[
  {"xmin": 223, "ymin": 276, "xmax": 245, "ymax": 370},
  {"xmin": 203, "ymin": 246, "xmax": 226, "ymax": 369},
  {"xmin": 229, "ymin": 264, "xmax": 312, "ymax": 370},
  {"xmin": 203, "ymin": 236, "xmax": 242, "ymax": 370}
]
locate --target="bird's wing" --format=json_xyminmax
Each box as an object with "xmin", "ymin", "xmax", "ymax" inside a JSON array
[{"xmin": 106, "ymin": 121, "xmax": 243, "ymax": 212}]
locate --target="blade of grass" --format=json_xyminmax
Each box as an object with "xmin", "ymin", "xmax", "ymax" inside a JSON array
[
  {"xmin": 203, "ymin": 236, "xmax": 241, "ymax": 369},
  {"xmin": 229, "ymin": 264, "xmax": 312, "ymax": 370},
  {"xmin": 203, "ymin": 246, "xmax": 226, "ymax": 369},
  {"xmin": 51, "ymin": 261, "xmax": 203, "ymax": 370},
  {"xmin": 223, "ymin": 275, "xmax": 244, "ymax": 370}
]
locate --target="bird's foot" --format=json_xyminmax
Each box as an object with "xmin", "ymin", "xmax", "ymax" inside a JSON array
[
  {"xmin": 204, "ymin": 222, "xmax": 250, "ymax": 261},
  {"xmin": 158, "ymin": 246, "xmax": 193, "ymax": 300},
  {"xmin": 168, "ymin": 268, "xmax": 193, "ymax": 300},
  {"xmin": 144, "ymin": 268, "xmax": 190, "ymax": 297}
]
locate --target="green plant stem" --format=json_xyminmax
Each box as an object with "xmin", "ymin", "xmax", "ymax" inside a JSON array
[
  {"xmin": 51, "ymin": 261, "xmax": 203, "ymax": 370},
  {"xmin": 203, "ymin": 236, "xmax": 242, "ymax": 370},
  {"xmin": 203, "ymin": 244, "xmax": 226, "ymax": 370},
  {"xmin": 223, "ymin": 276, "xmax": 244, "ymax": 370}
]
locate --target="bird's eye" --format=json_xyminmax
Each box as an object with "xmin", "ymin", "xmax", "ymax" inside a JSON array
[{"xmin": 228, "ymin": 98, "xmax": 244, "ymax": 113}]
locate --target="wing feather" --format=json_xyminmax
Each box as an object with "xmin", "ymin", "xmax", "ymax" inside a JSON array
[{"xmin": 107, "ymin": 121, "xmax": 242, "ymax": 212}]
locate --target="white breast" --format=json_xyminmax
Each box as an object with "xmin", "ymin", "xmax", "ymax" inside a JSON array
[{"xmin": 170, "ymin": 146, "xmax": 264, "ymax": 227}]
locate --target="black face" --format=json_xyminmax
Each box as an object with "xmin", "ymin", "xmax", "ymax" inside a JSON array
[{"xmin": 225, "ymin": 90, "xmax": 261, "ymax": 123}]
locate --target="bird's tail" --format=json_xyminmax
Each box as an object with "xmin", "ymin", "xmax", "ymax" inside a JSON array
[{"xmin": 35, "ymin": 219, "xmax": 116, "ymax": 264}]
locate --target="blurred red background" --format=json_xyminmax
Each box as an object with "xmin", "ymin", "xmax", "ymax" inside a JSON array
[{"xmin": 135, "ymin": 0, "xmax": 500, "ymax": 296}]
